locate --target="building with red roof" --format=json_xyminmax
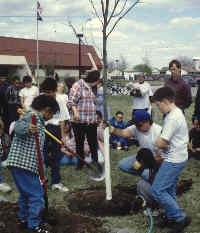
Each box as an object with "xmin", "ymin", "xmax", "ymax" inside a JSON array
[{"xmin": 0, "ymin": 36, "xmax": 102, "ymax": 79}]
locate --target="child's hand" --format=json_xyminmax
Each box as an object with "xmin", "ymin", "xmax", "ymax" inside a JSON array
[{"xmin": 29, "ymin": 124, "xmax": 38, "ymax": 134}]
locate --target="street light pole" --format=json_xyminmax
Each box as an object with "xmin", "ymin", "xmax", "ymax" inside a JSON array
[{"xmin": 77, "ymin": 33, "xmax": 83, "ymax": 79}]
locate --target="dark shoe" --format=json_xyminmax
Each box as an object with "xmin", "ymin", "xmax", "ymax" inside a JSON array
[
  {"xmin": 168, "ymin": 216, "xmax": 191, "ymax": 233},
  {"xmin": 156, "ymin": 214, "xmax": 176, "ymax": 228},
  {"xmin": 17, "ymin": 218, "xmax": 27, "ymax": 230}
]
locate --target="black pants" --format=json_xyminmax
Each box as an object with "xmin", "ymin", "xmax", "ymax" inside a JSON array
[
  {"xmin": 71, "ymin": 122, "xmax": 98, "ymax": 166},
  {"xmin": 45, "ymin": 124, "xmax": 63, "ymax": 185}
]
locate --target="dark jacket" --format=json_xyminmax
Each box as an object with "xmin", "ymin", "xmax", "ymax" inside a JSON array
[{"xmin": 165, "ymin": 77, "xmax": 192, "ymax": 110}]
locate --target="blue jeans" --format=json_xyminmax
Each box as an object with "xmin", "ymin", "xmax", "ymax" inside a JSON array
[
  {"xmin": 152, "ymin": 161, "xmax": 187, "ymax": 222},
  {"xmin": 118, "ymin": 154, "xmax": 150, "ymax": 181},
  {"xmin": 10, "ymin": 168, "xmax": 44, "ymax": 229},
  {"xmin": 59, "ymin": 153, "xmax": 78, "ymax": 166}
]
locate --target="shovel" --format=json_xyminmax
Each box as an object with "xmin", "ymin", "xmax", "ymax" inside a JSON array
[
  {"xmin": 31, "ymin": 114, "xmax": 57, "ymax": 225},
  {"xmin": 19, "ymin": 109, "xmax": 104, "ymax": 181},
  {"xmin": 44, "ymin": 128, "xmax": 104, "ymax": 181}
]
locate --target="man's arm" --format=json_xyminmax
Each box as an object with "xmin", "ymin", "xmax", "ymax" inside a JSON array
[{"xmin": 110, "ymin": 125, "xmax": 134, "ymax": 139}]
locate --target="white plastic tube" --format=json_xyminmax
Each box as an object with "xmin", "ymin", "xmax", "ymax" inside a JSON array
[{"xmin": 104, "ymin": 126, "xmax": 112, "ymax": 200}]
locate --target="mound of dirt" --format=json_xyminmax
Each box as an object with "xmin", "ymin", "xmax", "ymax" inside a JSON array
[
  {"xmin": 66, "ymin": 180, "xmax": 193, "ymax": 217},
  {"xmin": 0, "ymin": 202, "xmax": 108, "ymax": 233}
]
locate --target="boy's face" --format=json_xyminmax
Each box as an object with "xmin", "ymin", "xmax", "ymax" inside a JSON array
[
  {"xmin": 43, "ymin": 110, "xmax": 55, "ymax": 121},
  {"xmin": 155, "ymin": 100, "xmax": 169, "ymax": 114},
  {"xmin": 136, "ymin": 121, "xmax": 151, "ymax": 133},
  {"xmin": 115, "ymin": 114, "xmax": 123, "ymax": 123},
  {"xmin": 193, "ymin": 120, "xmax": 200, "ymax": 131},
  {"xmin": 24, "ymin": 82, "xmax": 32, "ymax": 88},
  {"xmin": 43, "ymin": 90, "xmax": 56, "ymax": 97},
  {"xmin": 97, "ymin": 115, "xmax": 102, "ymax": 125}
]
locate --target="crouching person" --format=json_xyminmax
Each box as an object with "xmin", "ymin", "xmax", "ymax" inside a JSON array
[
  {"xmin": 6, "ymin": 95, "xmax": 59, "ymax": 233},
  {"xmin": 135, "ymin": 148, "xmax": 163, "ymax": 216}
]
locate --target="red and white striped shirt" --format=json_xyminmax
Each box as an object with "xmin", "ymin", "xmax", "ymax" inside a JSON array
[{"xmin": 68, "ymin": 79, "xmax": 97, "ymax": 124}]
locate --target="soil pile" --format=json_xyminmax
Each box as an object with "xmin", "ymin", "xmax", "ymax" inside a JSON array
[
  {"xmin": 66, "ymin": 179, "xmax": 193, "ymax": 217},
  {"xmin": 0, "ymin": 202, "xmax": 108, "ymax": 233}
]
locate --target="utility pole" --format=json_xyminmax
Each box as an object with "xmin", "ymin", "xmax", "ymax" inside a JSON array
[{"xmin": 77, "ymin": 33, "xmax": 83, "ymax": 79}]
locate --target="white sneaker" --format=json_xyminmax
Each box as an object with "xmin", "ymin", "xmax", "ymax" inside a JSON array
[
  {"xmin": 51, "ymin": 183, "xmax": 69, "ymax": 192},
  {"xmin": 0, "ymin": 183, "xmax": 12, "ymax": 193},
  {"xmin": 143, "ymin": 209, "xmax": 161, "ymax": 217}
]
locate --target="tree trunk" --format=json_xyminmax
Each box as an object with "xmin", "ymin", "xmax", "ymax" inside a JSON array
[{"xmin": 102, "ymin": 27, "xmax": 108, "ymax": 121}]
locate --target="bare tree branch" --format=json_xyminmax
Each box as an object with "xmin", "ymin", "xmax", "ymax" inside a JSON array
[
  {"xmin": 107, "ymin": 0, "xmax": 120, "ymax": 25},
  {"xmin": 101, "ymin": 0, "xmax": 105, "ymax": 18},
  {"xmin": 89, "ymin": 0, "xmax": 104, "ymax": 26},
  {"xmin": 107, "ymin": 0, "xmax": 141, "ymax": 38},
  {"xmin": 112, "ymin": 0, "xmax": 128, "ymax": 17}
]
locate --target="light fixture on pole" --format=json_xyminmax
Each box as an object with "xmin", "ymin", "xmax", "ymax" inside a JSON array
[{"xmin": 77, "ymin": 33, "xmax": 83, "ymax": 79}]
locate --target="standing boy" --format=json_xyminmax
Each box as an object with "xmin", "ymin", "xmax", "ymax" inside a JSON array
[
  {"xmin": 40, "ymin": 78, "xmax": 70, "ymax": 192},
  {"xmin": 7, "ymin": 95, "xmax": 59, "ymax": 233},
  {"xmin": 152, "ymin": 86, "xmax": 191, "ymax": 233}
]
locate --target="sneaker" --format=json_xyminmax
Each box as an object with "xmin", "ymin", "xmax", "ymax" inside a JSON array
[
  {"xmin": 168, "ymin": 216, "xmax": 191, "ymax": 233},
  {"xmin": 143, "ymin": 209, "xmax": 160, "ymax": 217},
  {"xmin": 29, "ymin": 224, "xmax": 51, "ymax": 233},
  {"xmin": 51, "ymin": 183, "xmax": 69, "ymax": 192},
  {"xmin": 0, "ymin": 183, "xmax": 12, "ymax": 193}
]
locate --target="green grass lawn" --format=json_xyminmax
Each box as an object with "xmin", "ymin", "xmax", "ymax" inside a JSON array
[{"xmin": 1, "ymin": 96, "xmax": 200, "ymax": 233}]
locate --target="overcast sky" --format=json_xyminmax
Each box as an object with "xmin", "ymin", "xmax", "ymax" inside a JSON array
[{"xmin": 0, "ymin": 0, "xmax": 200, "ymax": 69}]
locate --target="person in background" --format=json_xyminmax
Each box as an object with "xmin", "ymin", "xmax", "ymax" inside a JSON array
[
  {"xmin": 68, "ymin": 70, "xmax": 100, "ymax": 170},
  {"xmin": 56, "ymin": 81, "xmax": 68, "ymax": 105},
  {"xmin": 60, "ymin": 120, "xmax": 92, "ymax": 166},
  {"xmin": 109, "ymin": 111, "xmax": 128, "ymax": 150},
  {"xmin": 152, "ymin": 86, "xmax": 191, "ymax": 233},
  {"xmin": 0, "ymin": 119, "xmax": 12, "ymax": 193},
  {"xmin": 165, "ymin": 59, "xmax": 192, "ymax": 113},
  {"xmin": 19, "ymin": 76, "xmax": 39, "ymax": 112},
  {"xmin": 40, "ymin": 78, "xmax": 70, "ymax": 192},
  {"xmin": 64, "ymin": 77, "xmax": 76, "ymax": 97},
  {"xmin": 0, "ymin": 76, "xmax": 9, "ymax": 132},
  {"xmin": 188, "ymin": 116, "xmax": 200, "ymax": 160},
  {"xmin": 5, "ymin": 76, "xmax": 22, "ymax": 131},
  {"xmin": 96, "ymin": 79, "xmax": 110, "ymax": 120},
  {"xmin": 130, "ymin": 75, "xmax": 153, "ymax": 120},
  {"xmin": 7, "ymin": 95, "xmax": 59, "ymax": 233}
]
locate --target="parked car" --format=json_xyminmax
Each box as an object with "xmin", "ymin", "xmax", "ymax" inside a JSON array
[{"xmin": 182, "ymin": 75, "xmax": 197, "ymax": 87}]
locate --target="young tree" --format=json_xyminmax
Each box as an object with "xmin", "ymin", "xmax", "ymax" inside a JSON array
[{"xmin": 89, "ymin": 0, "xmax": 141, "ymax": 120}]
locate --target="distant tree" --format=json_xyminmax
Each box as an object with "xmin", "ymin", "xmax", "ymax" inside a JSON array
[
  {"xmin": 134, "ymin": 64, "xmax": 152, "ymax": 76},
  {"xmin": 118, "ymin": 55, "xmax": 129, "ymax": 75},
  {"xmin": 176, "ymin": 56, "xmax": 195, "ymax": 68},
  {"xmin": 107, "ymin": 60, "xmax": 115, "ymax": 73}
]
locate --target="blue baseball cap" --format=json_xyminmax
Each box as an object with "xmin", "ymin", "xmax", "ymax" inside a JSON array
[{"xmin": 133, "ymin": 110, "xmax": 151, "ymax": 124}]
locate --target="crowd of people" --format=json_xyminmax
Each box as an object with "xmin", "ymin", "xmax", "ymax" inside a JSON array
[{"xmin": 0, "ymin": 59, "xmax": 198, "ymax": 233}]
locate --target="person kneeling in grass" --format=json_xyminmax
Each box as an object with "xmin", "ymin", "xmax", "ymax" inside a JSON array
[
  {"xmin": 110, "ymin": 109, "xmax": 162, "ymax": 181},
  {"xmin": 152, "ymin": 86, "xmax": 191, "ymax": 233},
  {"xmin": 6, "ymin": 95, "xmax": 59, "ymax": 233}
]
